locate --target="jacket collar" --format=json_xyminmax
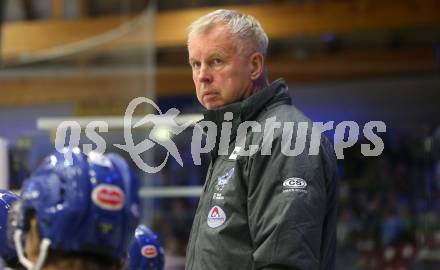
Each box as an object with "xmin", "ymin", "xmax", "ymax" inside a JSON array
[{"xmin": 203, "ymin": 78, "xmax": 290, "ymax": 125}]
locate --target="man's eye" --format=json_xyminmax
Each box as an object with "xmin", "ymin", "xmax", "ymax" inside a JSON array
[
  {"xmin": 191, "ymin": 62, "xmax": 201, "ymax": 69},
  {"xmin": 213, "ymin": 58, "xmax": 222, "ymax": 65}
]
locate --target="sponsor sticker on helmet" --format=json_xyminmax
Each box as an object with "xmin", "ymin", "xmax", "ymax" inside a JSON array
[
  {"xmin": 207, "ymin": 206, "xmax": 226, "ymax": 228},
  {"xmin": 141, "ymin": 245, "xmax": 158, "ymax": 258},
  {"xmin": 92, "ymin": 184, "xmax": 125, "ymax": 210}
]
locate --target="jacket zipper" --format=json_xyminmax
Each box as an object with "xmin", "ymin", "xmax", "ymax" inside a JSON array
[{"xmin": 190, "ymin": 164, "xmax": 214, "ymax": 269}]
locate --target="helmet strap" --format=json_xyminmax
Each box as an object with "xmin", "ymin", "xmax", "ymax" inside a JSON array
[{"xmin": 14, "ymin": 230, "xmax": 51, "ymax": 270}]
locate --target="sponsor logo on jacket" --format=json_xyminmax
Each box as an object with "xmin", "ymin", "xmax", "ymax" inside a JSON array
[
  {"xmin": 207, "ymin": 206, "xmax": 226, "ymax": 228},
  {"xmin": 282, "ymin": 177, "xmax": 308, "ymax": 194},
  {"xmin": 213, "ymin": 193, "xmax": 225, "ymax": 200}
]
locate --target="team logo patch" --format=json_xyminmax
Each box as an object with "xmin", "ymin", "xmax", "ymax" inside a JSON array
[
  {"xmin": 218, "ymin": 167, "xmax": 234, "ymax": 186},
  {"xmin": 141, "ymin": 245, "xmax": 158, "ymax": 258},
  {"xmin": 92, "ymin": 184, "xmax": 125, "ymax": 210},
  {"xmin": 207, "ymin": 206, "xmax": 226, "ymax": 228},
  {"xmin": 282, "ymin": 177, "xmax": 308, "ymax": 194}
]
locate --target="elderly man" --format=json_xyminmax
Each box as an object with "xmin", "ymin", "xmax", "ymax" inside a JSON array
[{"xmin": 186, "ymin": 9, "xmax": 338, "ymax": 270}]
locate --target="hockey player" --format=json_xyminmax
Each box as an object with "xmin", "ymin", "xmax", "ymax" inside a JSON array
[
  {"xmin": 9, "ymin": 148, "xmax": 140, "ymax": 270},
  {"xmin": 128, "ymin": 224, "xmax": 164, "ymax": 270},
  {"xmin": 0, "ymin": 189, "xmax": 22, "ymax": 270}
]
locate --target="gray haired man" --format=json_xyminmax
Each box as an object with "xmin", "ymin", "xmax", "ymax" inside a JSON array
[{"xmin": 186, "ymin": 9, "xmax": 338, "ymax": 270}]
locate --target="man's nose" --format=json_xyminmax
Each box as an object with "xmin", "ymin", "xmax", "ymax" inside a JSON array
[{"xmin": 198, "ymin": 64, "xmax": 212, "ymax": 84}]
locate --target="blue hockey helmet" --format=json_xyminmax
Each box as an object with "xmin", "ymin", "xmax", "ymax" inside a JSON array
[
  {"xmin": 0, "ymin": 190, "xmax": 19, "ymax": 261},
  {"xmin": 11, "ymin": 148, "xmax": 140, "ymax": 269},
  {"xmin": 128, "ymin": 225, "xmax": 165, "ymax": 270}
]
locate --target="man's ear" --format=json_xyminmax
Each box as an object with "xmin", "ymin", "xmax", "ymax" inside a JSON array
[{"xmin": 249, "ymin": 52, "xmax": 264, "ymax": 80}]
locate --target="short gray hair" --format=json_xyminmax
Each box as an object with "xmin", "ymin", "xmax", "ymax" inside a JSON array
[{"xmin": 187, "ymin": 9, "xmax": 269, "ymax": 56}]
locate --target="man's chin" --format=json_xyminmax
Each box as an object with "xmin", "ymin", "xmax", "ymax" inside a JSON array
[{"xmin": 204, "ymin": 101, "xmax": 224, "ymax": 110}]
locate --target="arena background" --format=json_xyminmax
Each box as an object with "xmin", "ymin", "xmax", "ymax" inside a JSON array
[{"xmin": 1, "ymin": 0, "xmax": 440, "ymax": 269}]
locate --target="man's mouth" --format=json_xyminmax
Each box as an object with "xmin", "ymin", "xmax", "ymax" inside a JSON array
[{"xmin": 203, "ymin": 91, "xmax": 218, "ymax": 100}]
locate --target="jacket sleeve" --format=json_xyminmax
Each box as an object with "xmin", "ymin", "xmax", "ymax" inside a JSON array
[{"xmin": 245, "ymin": 134, "xmax": 334, "ymax": 270}]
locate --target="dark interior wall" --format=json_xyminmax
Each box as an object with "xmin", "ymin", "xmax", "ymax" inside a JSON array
[
  {"xmin": 0, "ymin": 103, "xmax": 73, "ymax": 144},
  {"xmin": 289, "ymin": 75, "xmax": 440, "ymax": 132}
]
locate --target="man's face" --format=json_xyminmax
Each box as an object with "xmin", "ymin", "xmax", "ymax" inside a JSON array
[{"xmin": 188, "ymin": 24, "xmax": 255, "ymax": 109}]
